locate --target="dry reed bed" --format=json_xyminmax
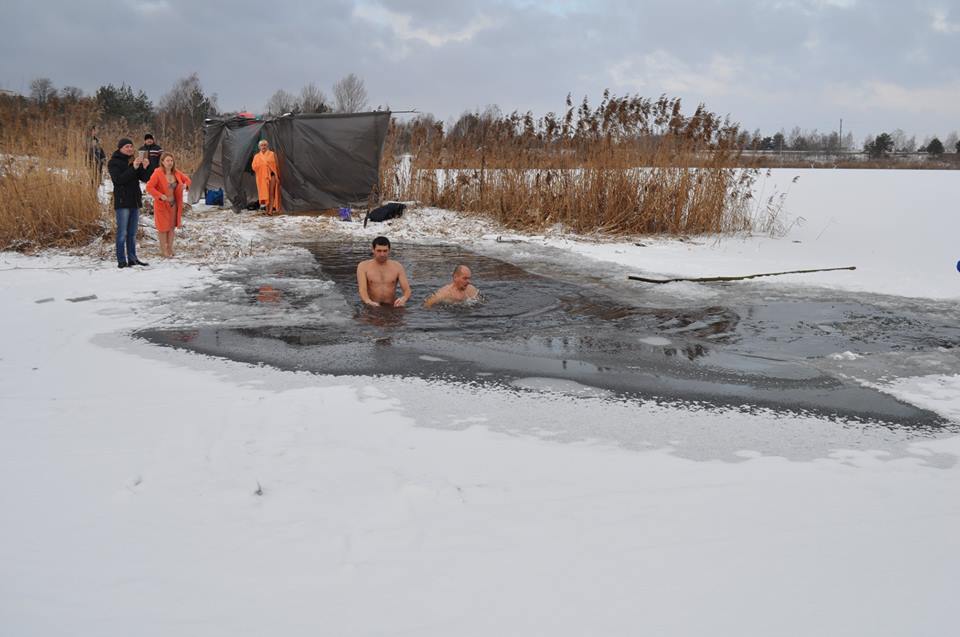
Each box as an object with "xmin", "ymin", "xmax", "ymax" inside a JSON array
[
  {"xmin": 380, "ymin": 93, "xmax": 763, "ymax": 236},
  {"xmin": 0, "ymin": 98, "xmax": 203, "ymax": 251},
  {"xmin": 0, "ymin": 101, "xmax": 103, "ymax": 250},
  {"xmin": 408, "ymin": 164, "xmax": 756, "ymax": 235}
]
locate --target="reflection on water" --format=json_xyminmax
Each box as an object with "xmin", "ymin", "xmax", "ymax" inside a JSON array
[
  {"xmin": 169, "ymin": 329, "xmax": 198, "ymax": 344},
  {"xmin": 665, "ymin": 344, "xmax": 709, "ymax": 361},
  {"xmin": 136, "ymin": 242, "xmax": 960, "ymax": 428},
  {"xmin": 357, "ymin": 304, "xmax": 408, "ymax": 329},
  {"xmin": 256, "ymin": 285, "xmax": 282, "ymax": 304}
]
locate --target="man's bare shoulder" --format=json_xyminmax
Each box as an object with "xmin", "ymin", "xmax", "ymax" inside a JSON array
[{"xmin": 424, "ymin": 283, "xmax": 451, "ymax": 307}]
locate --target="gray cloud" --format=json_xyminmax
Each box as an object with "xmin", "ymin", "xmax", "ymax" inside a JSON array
[{"xmin": 3, "ymin": 0, "xmax": 958, "ymax": 140}]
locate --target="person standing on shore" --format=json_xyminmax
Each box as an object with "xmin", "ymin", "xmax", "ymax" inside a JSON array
[
  {"xmin": 251, "ymin": 139, "xmax": 281, "ymax": 214},
  {"xmin": 138, "ymin": 134, "xmax": 163, "ymax": 214},
  {"xmin": 89, "ymin": 125, "xmax": 106, "ymax": 185},
  {"xmin": 146, "ymin": 152, "xmax": 191, "ymax": 258},
  {"xmin": 139, "ymin": 134, "xmax": 163, "ymax": 175},
  {"xmin": 107, "ymin": 138, "xmax": 151, "ymax": 268}
]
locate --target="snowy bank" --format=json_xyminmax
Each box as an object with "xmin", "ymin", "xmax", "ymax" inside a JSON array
[{"xmin": 2, "ymin": 168, "xmax": 959, "ymax": 636}]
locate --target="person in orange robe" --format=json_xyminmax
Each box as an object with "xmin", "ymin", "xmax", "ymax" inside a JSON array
[
  {"xmin": 251, "ymin": 139, "xmax": 281, "ymax": 214},
  {"xmin": 145, "ymin": 152, "xmax": 191, "ymax": 258}
]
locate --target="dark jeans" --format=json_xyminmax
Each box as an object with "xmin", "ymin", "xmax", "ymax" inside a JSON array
[{"xmin": 115, "ymin": 207, "xmax": 140, "ymax": 265}]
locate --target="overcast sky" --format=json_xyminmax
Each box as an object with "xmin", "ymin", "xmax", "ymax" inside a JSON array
[{"xmin": 4, "ymin": 0, "xmax": 959, "ymax": 141}]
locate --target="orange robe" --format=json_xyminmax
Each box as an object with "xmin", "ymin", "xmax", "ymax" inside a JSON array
[
  {"xmin": 145, "ymin": 168, "xmax": 191, "ymax": 232},
  {"xmin": 251, "ymin": 149, "xmax": 281, "ymax": 213}
]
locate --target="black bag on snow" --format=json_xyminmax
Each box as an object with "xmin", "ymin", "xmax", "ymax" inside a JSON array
[{"xmin": 364, "ymin": 202, "xmax": 406, "ymax": 228}]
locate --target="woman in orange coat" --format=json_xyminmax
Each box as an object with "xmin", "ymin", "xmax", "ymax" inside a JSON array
[
  {"xmin": 146, "ymin": 151, "xmax": 191, "ymax": 258},
  {"xmin": 251, "ymin": 139, "xmax": 281, "ymax": 214}
]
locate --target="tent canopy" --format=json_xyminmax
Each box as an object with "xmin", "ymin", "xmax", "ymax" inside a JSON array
[{"xmin": 191, "ymin": 111, "xmax": 391, "ymax": 212}]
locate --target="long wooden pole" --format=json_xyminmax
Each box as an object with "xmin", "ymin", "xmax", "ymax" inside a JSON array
[{"xmin": 628, "ymin": 266, "xmax": 856, "ymax": 284}]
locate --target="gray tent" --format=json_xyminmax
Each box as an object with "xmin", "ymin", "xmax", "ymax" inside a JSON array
[{"xmin": 191, "ymin": 111, "xmax": 391, "ymax": 213}]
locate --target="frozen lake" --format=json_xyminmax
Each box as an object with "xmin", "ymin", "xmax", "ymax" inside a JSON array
[{"xmin": 139, "ymin": 241, "xmax": 960, "ymax": 429}]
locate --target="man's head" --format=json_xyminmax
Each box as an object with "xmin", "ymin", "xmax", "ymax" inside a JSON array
[
  {"xmin": 144, "ymin": 134, "xmax": 155, "ymax": 146},
  {"xmin": 117, "ymin": 138, "xmax": 134, "ymax": 155},
  {"xmin": 371, "ymin": 236, "xmax": 391, "ymax": 263},
  {"xmin": 258, "ymin": 140, "xmax": 269, "ymax": 152},
  {"xmin": 452, "ymin": 264, "xmax": 472, "ymax": 290}
]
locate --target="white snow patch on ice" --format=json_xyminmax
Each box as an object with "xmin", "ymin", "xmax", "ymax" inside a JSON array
[
  {"xmin": 829, "ymin": 351, "xmax": 863, "ymax": 361},
  {"xmin": 639, "ymin": 336, "xmax": 673, "ymax": 346},
  {"xmin": 871, "ymin": 374, "xmax": 960, "ymax": 423},
  {"xmin": 510, "ymin": 377, "xmax": 615, "ymax": 398}
]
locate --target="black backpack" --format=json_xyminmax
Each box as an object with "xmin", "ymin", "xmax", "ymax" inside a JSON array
[{"xmin": 364, "ymin": 202, "xmax": 406, "ymax": 228}]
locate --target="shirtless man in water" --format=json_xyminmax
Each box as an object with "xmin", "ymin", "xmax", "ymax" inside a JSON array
[
  {"xmin": 357, "ymin": 236, "xmax": 411, "ymax": 307},
  {"xmin": 424, "ymin": 264, "xmax": 478, "ymax": 308}
]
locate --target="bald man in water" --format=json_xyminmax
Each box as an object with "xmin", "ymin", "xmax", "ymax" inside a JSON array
[
  {"xmin": 424, "ymin": 264, "xmax": 478, "ymax": 308},
  {"xmin": 357, "ymin": 236, "xmax": 411, "ymax": 307}
]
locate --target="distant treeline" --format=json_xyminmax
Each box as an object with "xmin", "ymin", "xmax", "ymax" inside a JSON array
[
  {"xmin": 11, "ymin": 74, "xmax": 956, "ymax": 161},
  {"xmin": 6, "ymin": 74, "xmax": 219, "ymax": 154},
  {"xmin": 731, "ymin": 127, "xmax": 959, "ymax": 158},
  {"xmin": 5, "ymin": 72, "xmax": 380, "ymax": 154},
  {"xmin": 387, "ymin": 106, "xmax": 958, "ymax": 164}
]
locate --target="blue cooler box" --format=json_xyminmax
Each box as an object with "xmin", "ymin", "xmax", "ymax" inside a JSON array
[{"xmin": 205, "ymin": 188, "xmax": 224, "ymax": 206}]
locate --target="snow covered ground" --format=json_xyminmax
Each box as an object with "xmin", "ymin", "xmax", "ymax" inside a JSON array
[{"xmin": 2, "ymin": 169, "xmax": 959, "ymax": 635}]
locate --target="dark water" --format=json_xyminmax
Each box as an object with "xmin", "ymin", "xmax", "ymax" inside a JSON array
[{"xmin": 138, "ymin": 242, "xmax": 960, "ymax": 428}]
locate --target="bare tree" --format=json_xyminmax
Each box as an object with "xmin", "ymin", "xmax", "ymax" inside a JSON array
[
  {"xmin": 29, "ymin": 77, "xmax": 56, "ymax": 105},
  {"xmin": 842, "ymin": 131, "xmax": 854, "ymax": 151},
  {"xmin": 332, "ymin": 73, "xmax": 368, "ymax": 113},
  {"xmin": 448, "ymin": 105, "xmax": 502, "ymax": 141},
  {"xmin": 265, "ymin": 89, "xmax": 299, "ymax": 116},
  {"xmin": 158, "ymin": 73, "xmax": 218, "ymax": 142},
  {"xmin": 299, "ymin": 82, "xmax": 329, "ymax": 113},
  {"xmin": 787, "ymin": 126, "xmax": 808, "ymax": 151},
  {"xmin": 393, "ymin": 112, "xmax": 441, "ymax": 152},
  {"xmin": 944, "ymin": 131, "xmax": 959, "ymax": 153},
  {"xmin": 60, "ymin": 86, "xmax": 84, "ymax": 101},
  {"xmin": 890, "ymin": 128, "xmax": 917, "ymax": 153}
]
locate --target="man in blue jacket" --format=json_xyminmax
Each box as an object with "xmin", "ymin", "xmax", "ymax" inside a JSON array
[{"xmin": 107, "ymin": 138, "xmax": 151, "ymax": 268}]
